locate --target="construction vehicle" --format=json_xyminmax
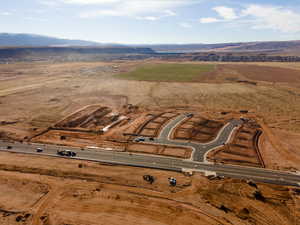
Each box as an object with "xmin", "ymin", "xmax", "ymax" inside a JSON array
[
  {"xmin": 168, "ymin": 177, "xmax": 177, "ymax": 186},
  {"xmin": 57, "ymin": 150, "xmax": 76, "ymax": 157},
  {"xmin": 143, "ymin": 175, "xmax": 155, "ymax": 184},
  {"xmin": 185, "ymin": 113, "xmax": 194, "ymax": 118}
]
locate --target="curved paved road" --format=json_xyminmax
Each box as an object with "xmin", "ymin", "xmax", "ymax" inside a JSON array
[{"xmin": 135, "ymin": 114, "xmax": 243, "ymax": 162}]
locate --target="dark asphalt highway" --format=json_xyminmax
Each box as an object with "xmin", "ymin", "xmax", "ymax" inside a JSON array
[{"xmin": 0, "ymin": 140, "xmax": 299, "ymax": 187}]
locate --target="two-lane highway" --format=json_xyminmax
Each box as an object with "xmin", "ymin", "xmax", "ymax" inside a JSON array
[{"xmin": 0, "ymin": 140, "xmax": 300, "ymax": 187}]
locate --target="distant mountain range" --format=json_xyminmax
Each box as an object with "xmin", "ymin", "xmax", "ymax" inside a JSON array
[
  {"xmin": 1, "ymin": 33, "xmax": 300, "ymax": 55},
  {"xmin": 134, "ymin": 41, "xmax": 300, "ymax": 53},
  {"xmin": 0, "ymin": 33, "xmax": 123, "ymax": 47}
]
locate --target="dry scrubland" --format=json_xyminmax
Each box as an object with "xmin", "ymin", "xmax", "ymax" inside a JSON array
[
  {"xmin": 0, "ymin": 61, "xmax": 299, "ymax": 134},
  {"xmin": 0, "ymin": 60, "xmax": 300, "ymax": 224}
]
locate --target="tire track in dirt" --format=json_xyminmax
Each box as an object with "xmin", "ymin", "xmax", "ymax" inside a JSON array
[
  {"xmin": 30, "ymin": 185, "xmax": 61, "ymax": 225},
  {"xmin": 0, "ymin": 78, "xmax": 67, "ymax": 97}
]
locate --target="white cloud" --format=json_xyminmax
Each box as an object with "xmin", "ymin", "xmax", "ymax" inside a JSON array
[
  {"xmin": 179, "ymin": 22, "xmax": 192, "ymax": 28},
  {"xmin": 65, "ymin": 0, "xmax": 196, "ymax": 20},
  {"xmin": 40, "ymin": 1, "xmax": 60, "ymax": 7},
  {"xmin": 61, "ymin": 0, "xmax": 123, "ymax": 4},
  {"xmin": 199, "ymin": 4, "xmax": 300, "ymax": 33},
  {"xmin": 199, "ymin": 6, "xmax": 236, "ymax": 24},
  {"xmin": 199, "ymin": 17, "xmax": 220, "ymax": 23},
  {"xmin": 164, "ymin": 10, "xmax": 176, "ymax": 16},
  {"xmin": 242, "ymin": 5, "xmax": 300, "ymax": 33},
  {"xmin": 213, "ymin": 6, "xmax": 237, "ymax": 20},
  {"xmin": 0, "ymin": 12, "xmax": 13, "ymax": 16},
  {"xmin": 136, "ymin": 16, "xmax": 159, "ymax": 21}
]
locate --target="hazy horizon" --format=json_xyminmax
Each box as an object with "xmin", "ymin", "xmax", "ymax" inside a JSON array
[{"xmin": 1, "ymin": 0, "xmax": 300, "ymax": 44}]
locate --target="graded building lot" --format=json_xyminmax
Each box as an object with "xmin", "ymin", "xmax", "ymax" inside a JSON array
[
  {"xmin": 132, "ymin": 111, "xmax": 179, "ymax": 138},
  {"xmin": 126, "ymin": 143, "xmax": 192, "ymax": 159},
  {"xmin": 172, "ymin": 115, "xmax": 226, "ymax": 143},
  {"xmin": 207, "ymin": 120, "xmax": 265, "ymax": 168}
]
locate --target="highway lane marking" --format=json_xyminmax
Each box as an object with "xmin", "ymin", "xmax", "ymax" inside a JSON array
[
  {"xmin": 214, "ymin": 172, "xmax": 300, "ymax": 187},
  {"xmin": 1, "ymin": 143, "xmax": 300, "ymax": 178},
  {"xmin": 2, "ymin": 142, "xmax": 300, "ymax": 186}
]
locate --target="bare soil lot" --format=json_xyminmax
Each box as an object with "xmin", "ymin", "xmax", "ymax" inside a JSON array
[
  {"xmin": 0, "ymin": 152, "xmax": 298, "ymax": 225},
  {"xmin": 207, "ymin": 119, "xmax": 264, "ymax": 168},
  {"xmin": 222, "ymin": 64, "xmax": 300, "ymax": 83},
  {"xmin": 173, "ymin": 115, "xmax": 226, "ymax": 143},
  {"xmin": 133, "ymin": 111, "xmax": 179, "ymax": 138},
  {"xmin": 126, "ymin": 143, "xmax": 192, "ymax": 159}
]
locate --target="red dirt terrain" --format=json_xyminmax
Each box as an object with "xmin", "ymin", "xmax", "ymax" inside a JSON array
[
  {"xmin": 172, "ymin": 115, "xmax": 226, "ymax": 143},
  {"xmin": 222, "ymin": 64, "xmax": 300, "ymax": 83},
  {"xmin": 207, "ymin": 119, "xmax": 265, "ymax": 168},
  {"xmin": 0, "ymin": 152, "xmax": 299, "ymax": 225},
  {"xmin": 1, "ymin": 61, "xmax": 300, "ymax": 224}
]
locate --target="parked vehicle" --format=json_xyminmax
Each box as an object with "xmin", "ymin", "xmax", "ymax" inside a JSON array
[
  {"xmin": 135, "ymin": 137, "xmax": 145, "ymax": 142},
  {"xmin": 168, "ymin": 177, "xmax": 177, "ymax": 186},
  {"xmin": 143, "ymin": 175, "xmax": 155, "ymax": 184}
]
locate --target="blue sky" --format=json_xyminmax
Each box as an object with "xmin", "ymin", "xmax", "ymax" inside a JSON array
[{"xmin": 1, "ymin": 0, "xmax": 300, "ymax": 44}]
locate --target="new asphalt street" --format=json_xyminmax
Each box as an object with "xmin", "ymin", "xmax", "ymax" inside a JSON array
[
  {"xmin": 0, "ymin": 140, "xmax": 300, "ymax": 187},
  {"xmin": 135, "ymin": 114, "xmax": 243, "ymax": 162}
]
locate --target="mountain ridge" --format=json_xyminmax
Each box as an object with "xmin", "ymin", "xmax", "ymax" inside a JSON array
[
  {"xmin": 1, "ymin": 33, "xmax": 300, "ymax": 55},
  {"xmin": 0, "ymin": 33, "xmax": 124, "ymax": 47}
]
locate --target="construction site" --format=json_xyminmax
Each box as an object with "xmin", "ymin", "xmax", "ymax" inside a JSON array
[
  {"xmin": 0, "ymin": 60, "xmax": 300, "ymax": 225},
  {"xmin": 207, "ymin": 119, "xmax": 265, "ymax": 168},
  {"xmin": 26, "ymin": 102, "xmax": 266, "ymax": 167}
]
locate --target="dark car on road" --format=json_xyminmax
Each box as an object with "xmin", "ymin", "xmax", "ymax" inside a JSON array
[
  {"xmin": 135, "ymin": 137, "xmax": 145, "ymax": 142},
  {"xmin": 57, "ymin": 150, "xmax": 76, "ymax": 157},
  {"xmin": 36, "ymin": 148, "xmax": 43, "ymax": 152}
]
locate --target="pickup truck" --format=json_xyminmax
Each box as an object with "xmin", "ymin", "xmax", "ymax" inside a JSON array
[{"xmin": 57, "ymin": 150, "xmax": 76, "ymax": 157}]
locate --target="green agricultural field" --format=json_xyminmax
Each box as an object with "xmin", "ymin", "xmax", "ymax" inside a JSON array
[{"xmin": 116, "ymin": 63, "xmax": 216, "ymax": 82}]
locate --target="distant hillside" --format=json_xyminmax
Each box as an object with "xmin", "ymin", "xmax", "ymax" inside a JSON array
[
  {"xmin": 0, "ymin": 46, "xmax": 156, "ymax": 63},
  {"xmin": 0, "ymin": 33, "xmax": 122, "ymax": 47},
  {"xmin": 133, "ymin": 43, "xmax": 243, "ymax": 53},
  {"xmin": 134, "ymin": 40, "xmax": 300, "ymax": 54}
]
